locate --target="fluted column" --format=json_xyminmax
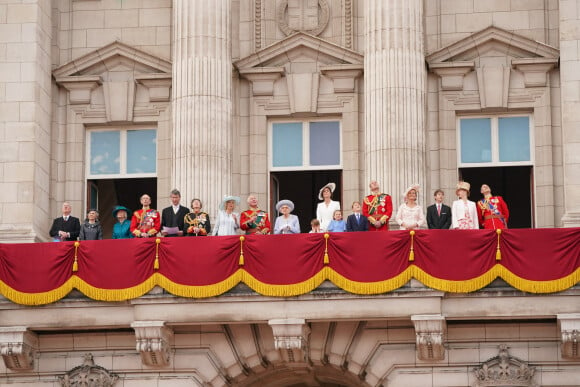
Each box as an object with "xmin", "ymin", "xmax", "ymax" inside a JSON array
[
  {"xmin": 363, "ymin": 0, "xmax": 426, "ymax": 205},
  {"xmin": 172, "ymin": 0, "xmax": 232, "ymax": 216}
]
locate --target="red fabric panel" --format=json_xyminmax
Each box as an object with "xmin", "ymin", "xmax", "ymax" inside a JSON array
[
  {"xmin": 77, "ymin": 239, "xmax": 155, "ymax": 288},
  {"xmin": 327, "ymin": 231, "xmax": 409, "ymax": 282},
  {"xmin": 501, "ymin": 228, "xmax": 580, "ymax": 280},
  {"xmin": 0, "ymin": 242, "xmax": 74, "ymax": 292},
  {"xmin": 413, "ymin": 230, "xmax": 497, "ymax": 280},
  {"xmin": 158, "ymin": 236, "xmax": 240, "ymax": 285},
  {"xmin": 243, "ymin": 234, "xmax": 325, "ymax": 284}
]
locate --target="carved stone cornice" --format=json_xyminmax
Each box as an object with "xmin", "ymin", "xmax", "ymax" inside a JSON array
[
  {"xmin": 238, "ymin": 67, "xmax": 285, "ymax": 96},
  {"xmin": 473, "ymin": 345, "xmax": 536, "ymax": 387},
  {"xmin": 268, "ymin": 318, "xmax": 310, "ymax": 363},
  {"xmin": 512, "ymin": 58, "xmax": 558, "ymax": 87},
  {"xmin": 55, "ymin": 76, "xmax": 102, "ymax": 105},
  {"xmin": 320, "ymin": 64, "xmax": 363, "ymax": 93},
  {"xmin": 59, "ymin": 353, "xmax": 118, "ymax": 387},
  {"xmin": 558, "ymin": 313, "xmax": 580, "ymax": 359},
  {"xmin": 131, "ymin": 321, "xmax": 173, "ymax": 367},
  {"xmin": 411, "ymin": 315, "xmax": 446, "ymax": 361},
  {"xmin": 0, "ymin": 327, "xmax": 38, "ymax": 371},
  {"xmin": 135, "ymin": 73, "xmax": 172, "ymax": 102},
  {"xmin": 428, "ymin": 62, "xmax": 475, "ymax": 91}
]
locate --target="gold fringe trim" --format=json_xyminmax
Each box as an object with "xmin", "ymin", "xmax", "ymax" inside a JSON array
[
  {"xmin": 497, "ymin": 265, "xmax": 580, "ymax": 293},
  {"xmin": 496, "ymin": 229, "xmax": 502, "ymax": 261},
  {"xmin": 323, "ymin": 233, "xmax": 330, "ymax": 264},
  {"xmin": 409, "ymin": 230, "xmax": 415, "ymax": 262},
  {"xmin": 73, "ymin": 241, "xmax": 80, "ymax": 272},
  {"xmin": 154, "ymin": 238, "xmax": 161, "ymax": 270},
  {"xmin": 242, "ymin": 269, "xmax": 327, "ymax": 297},
  {"xmin": 411, "ymin": 265, "xmax": 500, "ymax": 293},
  {"xmin": 239, "ymin": 236, "xmax": 245, "ymax": 266},
  {"xmin": 327, "ymin": 267, "xmax": 413, "ymax": 294},
  {"xmin": 157, "ymin": 272, "xmax": 243, "ymax": 298}
]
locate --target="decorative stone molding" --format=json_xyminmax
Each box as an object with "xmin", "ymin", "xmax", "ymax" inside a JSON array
[
  {"xmin": 268, "ymin": 318, "xmax": 310, "ymax": 363},
  {"xmin": 476, "ymin": 66, "xmax": 511, "ymax": 109},
  {"xmin": 59, "ymin": 353, "xmax": 118, "ymax": 387},
  {"xmin": 0, "ymin": 327, "xmax": 38, "ymax": 371},
  {"xmin": 411, "ymin": 315, "xmax": 446, "ymax": 361},
  {"xmin": 277, "ymin": 0, "xmax": 330, "ymax": 37},
  {"xmin": 320, "ymin": 64, "xmax": 363, "ymax": 93},
  {"xmin": 55, "ymin": 76, "xmax": 102, "ymax": 105},
  {"xmin": 428, "ymin": 62, "xmax": 474, "ymax": 91},
  {"xmin": 473, "ymin": 345, "xmax": 536, "ymax": 387},
  {"xmin": 512, "ymin": 58, "xmax": 558, "ymax": 88},
  {"xmin": 558, "ymin": 313, "xmax": 580, "ymax": 359},
  {"xmin": 135, "ymin": 73, "xmax": 172, "ymax": 102},
  {"xmin": 238, "ymin": 67, "xmax": 285, "ymax": 96},
  {"xmin": 131, "ymin": 321, "xmax": 173, "ymax": 367}
]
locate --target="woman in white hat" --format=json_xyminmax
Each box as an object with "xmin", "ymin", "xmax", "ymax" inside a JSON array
[
  {"xmin": 316, "ymin": 182, "xmax": 341, "ymax": 232},
  {"xmin": 212, "ymin": 195, "xmax": 241, "ymax": 236},
  {"xmin": 395, "ymin": 184, "xmax": 425, "ymax": 230},
  {"xmin": 273, "ymin": 200, "xmax": 300, "ymax": 234},
  {"xmin": 451, "ymin": 182, "xmax": 479, "ymax": 229}
]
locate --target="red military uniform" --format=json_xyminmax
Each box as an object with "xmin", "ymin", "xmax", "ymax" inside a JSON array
[
  {"xmin": 362, "ymin": 193, "xmax": 393, "ymax": 231},
  {"xmin": 130, "ymin": 208, "xmax": 160, "ymax": 237},
  {"xmin": 240, "ymin": 208, "xmax": 271, "ymax": 235},
  {"xmin": 477, "ymin": 196, "xmax": 509, "ymax": 230}
]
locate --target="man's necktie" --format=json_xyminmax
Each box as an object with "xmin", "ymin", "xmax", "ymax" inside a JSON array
[{"xmin": 437, "ymin": 205, "xmax": 441, "ymax": 216}]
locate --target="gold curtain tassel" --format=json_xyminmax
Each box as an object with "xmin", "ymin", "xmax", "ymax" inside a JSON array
[
  {"xmin": 324, "ymin": 233, "xmax": 330, "ymax": 264},
  {"xmin": 239, "ymin": 236, "xmax": 245, "ymax": 266},
  {"xmin": 409, "ymin": 230, "xmax": 415, "ymax": 262},
  {"xmin": 154, "ymin": 238, "xmax": 161, "ymax": 270},
  {"xmin": 495, "ymin": 229, "xmax": 502, "ymax": 261},
  {"xmin": 72, "ymin": 241, "xmax": 80, "ymax": 272}
]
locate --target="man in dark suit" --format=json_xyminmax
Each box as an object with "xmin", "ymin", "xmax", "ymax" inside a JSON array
[
  {"xmin": 426, "ymin": 189, "xmax": 452, "ymax": 229},
  {"xmin": 346, "ymin": 201, "xmax": 369, "ymax": 232},
  {"xmin": 161, "ymin": 189, "xmax": 190, "ymax": 237},
  {"xmin": 49, "ymin": 202, "xmax": 81, "ymax": 241}
]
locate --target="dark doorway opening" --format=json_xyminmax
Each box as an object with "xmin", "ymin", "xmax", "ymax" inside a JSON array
[
  {"xmin": 458, "ymin": 166, "xmax": 533, "ymax": 228},
  {"xmin": 87, "ymin": 178, "xmax": 157, "ymax": 238},
  {"xmin": 270, "ymin": 170, "xmax": 342, "ymax": 233}
]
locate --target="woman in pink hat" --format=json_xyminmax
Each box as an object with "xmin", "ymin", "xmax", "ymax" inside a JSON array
[{"xmin": 451, "ymin": 182, "xmax": 479, "ymax": 230}]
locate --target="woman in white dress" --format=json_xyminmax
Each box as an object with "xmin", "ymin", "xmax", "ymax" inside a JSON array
[
  {"xmin": 212, "ymin": 195, "xmax": 240, "ymax": 236},
  {"xmin": 316, "ymin": 182, "xmax": 340, "ymax": 232},
  {"xmin": 451, "ymin": 182, "xmax": 479, "ymax": 229},
  {"xmin": 274, "ymin": 200, "xmax": 300, "ymax": 234},
  {"xmin": 395, "ymin": 184, "xmax": 426, "ymax": 230}
]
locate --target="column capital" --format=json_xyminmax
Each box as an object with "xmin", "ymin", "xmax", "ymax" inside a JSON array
[
  {"xmin": 131, "ymin": 321, "xmax": 173, "ymax": 367},
  {"xmin": 411, "ymin": 315, "xmax": 446, "ymax": 361},
  {"xmin": 558, "ymin": 314, "xmax": 580, "ymax": 358},
  {"xmin": 268, "ymin": 318, "xmax": 311, "ymax": 363},
  {"xmin": 0, "ymin": 326, "xmax": 38, "ymax": 371}
]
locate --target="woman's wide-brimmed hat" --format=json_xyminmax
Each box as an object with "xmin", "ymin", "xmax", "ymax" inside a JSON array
[
  {"xmin": 276, "ymin": 199, "xmax": 295, "ymax": 212},
  {"xmin": 456, "ymin": 181, "xmax": 471, "ymax": 196},
  {"xmin": 318, "ymin": 182, "xmax": 336, "ymax": 200},
  {"xmin": 402, "ymin": 184, "xmax": 420, "ymax": 201},
  {"xmin": 220, "ymin": 195, "xmax": 241, "ymax": 210},
  {"xmin": 112, "ymin": 205, "xmax": 130, "ymax": 218}
]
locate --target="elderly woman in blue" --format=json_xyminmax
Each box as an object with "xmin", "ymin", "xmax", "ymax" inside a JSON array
[
  {"xmin": 112, "ymin": 205, "xmax": 133, "ymax": 239},
  {"xmin": 273, "ymin": 200, "xmax": 300, "ymax": 234}
]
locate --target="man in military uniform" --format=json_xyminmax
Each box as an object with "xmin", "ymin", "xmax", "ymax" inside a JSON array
[
  {"xmin": 240, "ymin": 195, "xmax": 271, "ymax": 235},
  {"xmin": 130, "ymin": 194, "xmax": 160, "ymax": 237},
  {"xmin": 477, "ymin": 184, "xmax": 509, "ymax": 230},
  {"xmin": 362, "ymin": 180, "xmax": 393, "ymax": 231}
]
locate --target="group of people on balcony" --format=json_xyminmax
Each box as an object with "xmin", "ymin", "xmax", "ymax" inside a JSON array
[{"xmin": 49, "ymin": 180, "xmax": 509, "ymax": 242}]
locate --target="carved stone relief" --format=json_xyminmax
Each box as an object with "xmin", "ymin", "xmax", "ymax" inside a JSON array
[
  {"xmin": 473, "ymin": 345, "xmax": 536, "ymax": 387},
  {"xmin": 277, "ymin": 0, "xmax": 330, "ymax": 36},
  {"xmin": 59, "ymin": 353, "xmax": 118, "ymax": 387}
]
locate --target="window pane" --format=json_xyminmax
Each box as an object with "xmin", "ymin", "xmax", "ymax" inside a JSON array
[
  {"xmin": 127, "ymin": 130, "xmax": 157, "ymax": 174},
  {"xmin": 499, "ymin": 117, "xmax": 530, "ymax": 162},
  {"xmin": 272, "ymin": 123, "xmax": 303, "ymax": 167},
  {"xmin": 90, "ymin": 131, "xmax": 120, "ymax": 174},
  {"xmin": 460, "ymin": 118, "xmax": 492, "ymax": 163},
  {"xmin": 309, "ymin": 121, "xmax": 340, "ymax": 166}
]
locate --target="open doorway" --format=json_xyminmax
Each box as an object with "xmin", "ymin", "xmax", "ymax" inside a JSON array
[
  {"xmin": 270, "ymin": 170, "xmax": 342, "ymax": 233},
  {"xmin": 87, "ymin": 178, "xmax": 157, "ymax": 238},
  {"xmin": 458, "ymin": 166, "xmax": 533, "ymax": 228}
]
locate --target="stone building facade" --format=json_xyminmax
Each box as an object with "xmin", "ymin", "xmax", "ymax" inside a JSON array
[{"xmin": 0, "ymin": 0, "xmax": 579, "ymax": 386}]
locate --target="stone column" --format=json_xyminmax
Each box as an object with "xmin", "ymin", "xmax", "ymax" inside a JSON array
[
  {"xmin": 363, "ymin": 0, "xmax": 426, "ymax": 206},
  {"xmin": 172, "ymin": 0, "xmax": 232, "ymax": 216},
  {"xmin": 0, "ymin": 0, "xmax": 52, "ymax": 242},
  {"xmin": 559, "ymin": 0, "xmax": 580, "ymax": 227}
]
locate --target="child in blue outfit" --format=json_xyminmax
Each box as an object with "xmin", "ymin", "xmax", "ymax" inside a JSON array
[{"xmin": 326, "ymin": 210, "xmax": 346, "ymax": 232}]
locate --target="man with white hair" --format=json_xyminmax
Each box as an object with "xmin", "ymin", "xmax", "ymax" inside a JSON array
[
  {"xmin": 240, "ymin": 195, "xmax": 271, "ymax": 235},
  {"xmin": 49, "ymin": 202, "xmax": 81, "ymax": 241}
]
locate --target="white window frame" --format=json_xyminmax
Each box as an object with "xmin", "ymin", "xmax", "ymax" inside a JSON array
[
  {"xmin": 457, "ymin": 114, "xmax": 534, "ymax": 168},
  {"xmin": 268, "ymin": 119, "xmax": 343, "ymax": 171},
  {"xmin": 86, "ymin": 126, "xmax": 158, "ymax": 179}
]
